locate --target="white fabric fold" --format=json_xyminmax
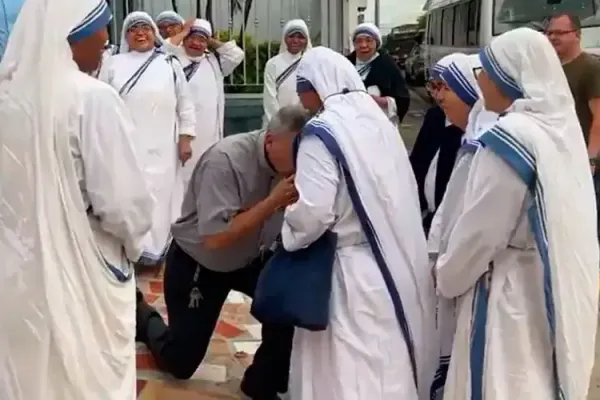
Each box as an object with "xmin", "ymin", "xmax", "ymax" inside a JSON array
[
  {"xmin": 0, "ymin": 0, "xmax": 150, "ymax": 398},
  {"xmin": 295, "ymin": 47, "xmax": 437, "ymax": 399},
  {"xmin": 481, "ymin": 27, "xmax": 599, "ymax": 399}
]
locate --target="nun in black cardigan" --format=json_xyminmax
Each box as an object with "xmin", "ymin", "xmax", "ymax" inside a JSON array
[
  {"xmin": 409, "ymin": 53, "xmax": 467, "ymax": 235},
  {"xmin": 410, "ymin": 105, "xmax": 463, "ymax": 234},
  {"xmin": 347, "ymin": 23, "xmax": 410, "ymax": 124}
]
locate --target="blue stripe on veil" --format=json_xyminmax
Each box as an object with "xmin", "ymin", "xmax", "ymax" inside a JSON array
[
  {"xmin": 463, "ymin": 126, "xmax": 563, "ymax": 400},
  {"xmin": 303, "ymin": 119, "xmax": 420, "ymax": 391}
]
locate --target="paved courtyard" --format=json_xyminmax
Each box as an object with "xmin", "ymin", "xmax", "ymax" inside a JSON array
[
  {"xmin": 135, "ymin": 267, "xmax": 600, "ymax": 399},
  {"xmin": 136, "ymin": 267, "xmax": 258, "ymax": 399}
]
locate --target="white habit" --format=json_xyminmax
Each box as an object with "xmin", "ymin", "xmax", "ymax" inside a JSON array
[
  {"xmin": 0, "ymin": 0, "xmax": 153, "ymax": 398},
  {"xmin": 438, "ymin": 29, "xmax": 599, "ymax": 399},
  {"xmin": 167, "ymin": 19, "xmax": 245, "ymax": 190},
  {"xmin": 285, "ymin": 47, "xmax": 436, "ymax": 400},
  {"xmin": 262, "ymin": 19, "xmax": 312, "ymax": 126},
  {"xmin": 99, "ymin": 11, "xmax": 195, "ymax": 266}
]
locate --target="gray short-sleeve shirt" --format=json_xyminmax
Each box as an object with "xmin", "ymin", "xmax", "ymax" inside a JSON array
[{"xmin": 171, "ymin": 130, "xmax": 283, "ymax": 272}]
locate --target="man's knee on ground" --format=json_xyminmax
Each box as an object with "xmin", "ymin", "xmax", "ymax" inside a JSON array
[{"xmin": 168, "ymin": 360, "xmax": 199, "ymax": 380}]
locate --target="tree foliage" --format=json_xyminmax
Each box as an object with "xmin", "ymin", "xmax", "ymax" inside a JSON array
[
  {"xmin": 216, "ymin": 31, "xmax": 280, "ymax": 94},
  {"xmin": 417, "ymin": 13, "xmax": 427, "ymax": 29}
]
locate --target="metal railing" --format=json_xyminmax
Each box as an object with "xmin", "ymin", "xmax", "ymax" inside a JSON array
[{"xmin": 110, "ymin": 0, "xmax": 321, "ymax": 93}]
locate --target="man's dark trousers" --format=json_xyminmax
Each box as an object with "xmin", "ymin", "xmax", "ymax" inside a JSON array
[{"xmin": 138, "ymin": 242, "xmax": 293, "ymax": 399}]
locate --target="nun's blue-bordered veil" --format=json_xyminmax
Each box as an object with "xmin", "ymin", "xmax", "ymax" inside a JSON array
[
  {"xmin": 478, "ymin": 27, "xmax": 598, "ymax": 398},
  {"xmin": 296, "ymin": 47, "xmax": 437, "ymax": 399},
  {"xmin": 0, "ymin": 0, "xmax": 138, "ymax": 398}
]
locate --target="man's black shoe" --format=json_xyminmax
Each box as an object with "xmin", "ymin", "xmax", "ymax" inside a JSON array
[
  {"xmin": 240, "ymin": 378, "xmax": 281, "ymax": 400},
  {"xmin": 135, "ymin": 287, "xmax": 160, "ymax": 343}
]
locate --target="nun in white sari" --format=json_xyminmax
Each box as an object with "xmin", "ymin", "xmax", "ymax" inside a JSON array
[
  {"xmin": 99, "ymin": 11, "xmax": 196, "ymax": 266},
  {"xmin": 286, "ymin": 46, "xmax": 437, "ymax": 400},
  {"xmin": 428, "ymin": 54, "xmax": 498, "ymax": 257},
  {"xmin": 165, "ymin": 18, "xmax": 245, "ymax": 190},
  {"xmin": 262, "ymin": 19, "xmax": 312, "ymax": 126},
  {"xmin": 438, "ymin": 27, "xmax": 599, "ymax": 399},
  {"xmin": 425, "ymin": 53, "xmax": 495, "ymax": 400},
  {"xmin": 0, "ymin": 0, "xmax": 152, "ymax": 398}
]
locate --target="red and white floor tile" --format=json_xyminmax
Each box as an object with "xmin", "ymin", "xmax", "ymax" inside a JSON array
[{"xmin": 135, "ymin": 269, "xmax": 262, "ymax": 399}]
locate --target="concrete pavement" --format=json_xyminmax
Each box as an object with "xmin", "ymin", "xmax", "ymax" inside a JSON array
[{"xmin": 400, "ymin": 88, "xmax": 430, "ymax": 150}]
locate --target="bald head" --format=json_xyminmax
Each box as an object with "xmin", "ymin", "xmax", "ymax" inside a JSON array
[
  {"xmin": 267, "ymin": 105, "xmax": 310, "ymax": 136},
  {"xmin": 264, "ymin": 105, "xmax": 310, "ymax": 175}
]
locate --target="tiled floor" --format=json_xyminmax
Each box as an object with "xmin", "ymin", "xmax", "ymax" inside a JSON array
[{"xmin": 136, "ymin": 269, "xmax": 262, "ymax": 399}]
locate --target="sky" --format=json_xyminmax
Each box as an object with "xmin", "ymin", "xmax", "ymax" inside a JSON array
[{"xmin": 366, "ymin": 0, "xmax": 426, "ymax": 33}]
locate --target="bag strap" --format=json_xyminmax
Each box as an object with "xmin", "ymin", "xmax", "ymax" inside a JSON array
[
  {"xmin": 118, "ymin": 50, "xmax": 161, "ymax": 96},
  {"xmin": 275, "ymin": 57, "xmax": 302, "ymax": 90},
  {"xmin": 300, "ymin": 125, "xmax": 419, "ymax": 390}
]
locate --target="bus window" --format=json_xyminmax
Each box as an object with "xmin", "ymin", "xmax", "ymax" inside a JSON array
[
  {"xmin": 441, "ymin": 6, "xmax": 455, "ymax": 45},
  {"xmin": 454, "ymin": 1, "xmax": 470, "ymax": 47},
  {"xmin": 429, "ymin": 9, "xmax": 443, "ymax": 45},
  {"xmin": 581, "ymin": 25, "xmax": 600, "ymax": 48},
  {"xmin": 493, "ymin": 0, "xmax": 598, "ymax": 36},
  {"xmin": 467, "ymin": 0, "xmax": 481, "ymax": 46}
]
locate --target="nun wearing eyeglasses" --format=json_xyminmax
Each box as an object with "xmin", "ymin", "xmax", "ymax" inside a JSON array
[
  {"xmin": 419, "ymin": 53, "xmax": 482, "ymax": 400},
  {"xmin": 437, "ymin": 27, "xmax": 599, "ymax": 399},
  {"xmin": 99, "ymin": 11, "xmax": 196, "ymax": 267},
  {"xmin": 164, "ymin": 18, "xmax": 244, "ymax": 190},
  {"xmin": 429, "ymin": 54, "xmax": 499, "ymax": 239},
  {"xmin": 347, "ymin": 23, "xmax": 410, "ymax": 125},
  {"xmin": 287, "ymin": 46, "xmax": 436, "ymax": 400},
  {"xmin": 262, "ymin": 19, "xmax": 312, "ymax": 126}
]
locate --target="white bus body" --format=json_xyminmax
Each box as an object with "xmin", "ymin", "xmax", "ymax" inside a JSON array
[{"xmin": 422, "ymin": 0, "xmax": 600, "ymax": 79}]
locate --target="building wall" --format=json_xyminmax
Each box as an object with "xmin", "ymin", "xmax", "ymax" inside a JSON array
[{"xmin": 108, "ymin": 0, "xmax": 362, "ymax": 52}]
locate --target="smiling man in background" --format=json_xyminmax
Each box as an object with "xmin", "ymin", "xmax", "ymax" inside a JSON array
[{"xmin": 546, "ymin": 13, "xmax": 600, "ymax": 162}]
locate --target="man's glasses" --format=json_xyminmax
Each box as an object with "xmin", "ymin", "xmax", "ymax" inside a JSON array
[{"xmin": 544, "ymin": 29, "xmax": 577, "ymax": 37}]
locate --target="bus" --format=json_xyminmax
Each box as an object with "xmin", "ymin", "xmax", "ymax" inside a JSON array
[
  {"xmin": 422, "ymin": 0, "xmax": 600, "ymax": 78},
  {"xmin": 0, "ymin": 0, "xmax": 25, "ymax": 61}
]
